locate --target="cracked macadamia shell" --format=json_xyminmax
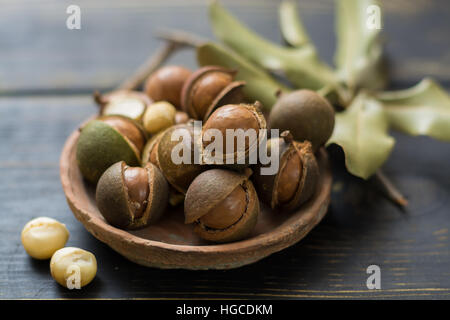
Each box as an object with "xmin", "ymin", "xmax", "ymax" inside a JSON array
[
  {"xmin": 200, "ymin": 102, "xmax": 266, "ymax": 166},
  {"xmin": 184, "ymin": 169, "xmax": 259, "ymax": 243},
  {"xmin": 76, "ymin": 116, "xmax": 147, "ymax": 183},
  {"xmin": 155, "ymin": 123, "xmax": 204, "ymax": 194},
  {"xmin": 253, "ymin": 136, "xmax": 319, "ymax": 211},
  {"xmin": 96, "ymin": 161, "xmax": 168, "ymax": 229},
  {"xmin": 98, "ymin": 90, "xmax": 152, "ymax": 121},
  {"xmin": 181, "ymin": 66, "xmax": 245, "ymax": 121}
]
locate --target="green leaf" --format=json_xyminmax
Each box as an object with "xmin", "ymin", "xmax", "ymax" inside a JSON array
[
  {"xmin": 279, "ymin": 0, "xmax": 310, "ymax": 47},
  {"xmin": 209, "ymin": 1, "xmax": 339, "ymax": 92},
  {"xmin": 376, "ymin": 78, "xmax": 450, "ymax": 142},
  {"xmin": 197, "ymin": 42, "xmax": 291, "ymax": 110},
  {"xmin": 335, "ymin": 0, "xmax": 387, "ymax": 91},
  {"xmin": 328, "ymin": 93, "xmax": 395, "ymax": 179}
]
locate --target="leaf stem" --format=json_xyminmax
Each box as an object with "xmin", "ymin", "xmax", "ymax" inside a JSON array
[
  {"xmin": 117, "ymin": 40, "xmax": 184, "ymax": 90},
  {"xmin": 373, "ymin": 170, "xmax": 408, "ymax": 207},
  {"xmin": 155, "ymin": 29, "xmax": 208, "ymax": 49}
]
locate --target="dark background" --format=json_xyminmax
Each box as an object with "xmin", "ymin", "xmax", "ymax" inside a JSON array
[{"xmin": 0, "ymin": 0, "xmax": 449, "ymax": 299}]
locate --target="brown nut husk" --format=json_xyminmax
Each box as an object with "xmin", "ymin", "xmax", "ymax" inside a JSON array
[
  {"xmin": 181, "ymin": 66, "xmax": 246, "ymax": 121},
  {"xmin": 144, "ymin": 65, "xmax": 192, "ymax": 109},
  {"xmin": 269, "ymin": 90, "xmax": 335, "ymax": 152},
  {"xmin": 184, "ymin": 168, "xmax": 259, "ymax": 243},
  {"xmin": 141, "ymin": 131, "xmax": 164, "ymax": 167},
  {"xmin": 76, "ymin": 115, "xmax": 147, "ymax": 183},
  {"xmin": 252, "ymin": 131, "xmax": 319, "ymax": 211},
  {"xmin": 95, "ymin": 90, "xmax": 152, "ymax": 121},
  {"xmin": 147, "ymin": 122, "xmax": 204, "ymax": 194},
  {"xmin": 96, "ymin": 161, "xmax": 168, "ymax": 229},
  {"xmin": 200, "ymin": 102, "xmax": 266, "ymax": 166},
  {"xmin": 141, "ymin": 130, "xmax": 187, "ymax": 205}
]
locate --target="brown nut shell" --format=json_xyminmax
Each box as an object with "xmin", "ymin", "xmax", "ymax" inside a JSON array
[
  {"xmin": 181, "ymin": 66, "xmax": 245, "ymax": 121},
  {"xmin": 144, "ymin": 65, "xmax": 192, "ymax": 109},
  {"xmin": 95, "ymin": 161, "xmax": 168, "ymax": 229},
  {"xmin": 156, "ymin": 123, "xmax": 204, "ymax": 194},
  {"xmin": 253, "ymin": 132, "xmax": 319, "ymax": 211},
  {"xmin": 141, "ymin": 131, "xmax": 164, "ymax": 167},
  {"xmin": 184, "ymin": 168, "xmax": 259, "ymax": 243},
  {"xmin": 200, "ymin": 102, "xmax": 266, "ymax": 166}
]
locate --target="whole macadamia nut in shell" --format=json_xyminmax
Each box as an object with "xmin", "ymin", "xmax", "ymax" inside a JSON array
[
  {"xmin": 184, "ymin": 168, "xmax": 259, "ymax": 243},
  {"xmin": 144, "ymin": 65, "xmax": 192, "ymax": 109},
  {"xmin": 253, "ymin": 131, "xmax": 319, "ymax": 211},
  {"xmin": 96, "ymin": 161, "xmax": 169, "ymax": 229},
  {"xmin": 269, "ymin": 90, "xmax": 335, "ymax": 152},
  {"xmin": 181, "ymin": 66, "xmax": 245, "ymax": 120}
]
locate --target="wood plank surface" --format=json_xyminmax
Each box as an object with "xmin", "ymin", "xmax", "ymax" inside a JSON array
[
  {"xmin": 0, "ymin": 0, "xmax": 449, "ymax": 94},
  {"xmin": 0, "ymin": 96, "xmax": 449, "ymax": 299}
]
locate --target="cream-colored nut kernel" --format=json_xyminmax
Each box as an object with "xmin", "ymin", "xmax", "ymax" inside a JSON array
[
  {"xmin": 143, "ymin": 101, "xmax": 176, "ymax": 134},
  {"xmin": 103, "ymin": 97, "xmax": 146, "ymax": 121},
  {"xmin": 50, "ymin": 247, "xmax": 97, "ymax": 289},
  {"xmin": 21, "ymin": 217, "xmax": 69, "ymax": 260}
]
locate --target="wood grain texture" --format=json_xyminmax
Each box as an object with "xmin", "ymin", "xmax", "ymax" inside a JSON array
[
  {"xmin": 0, "ymin": 0, "xmax": 449, "ymax": 94},
  {"xmin": 0, "ymin": 96, "xmax": 449, "ymax": 299}
]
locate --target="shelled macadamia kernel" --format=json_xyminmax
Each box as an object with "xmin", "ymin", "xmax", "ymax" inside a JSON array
[
  {"xmin": 21, "ymin": 217, "xmax": 69, "ymax": 260},
  {"xmin": 50, "ymin": 247, "xmax": 97, "ymax": 289}
]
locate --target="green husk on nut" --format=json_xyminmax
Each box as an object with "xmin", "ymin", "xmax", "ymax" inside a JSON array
[
  {"xmin": 76, "ymin": 115, "xmax": 147, "ymax": 183},
  {"xmin": 252, "ymin": 131, "xmax": 319, "ymax": 211},
  {"xmin": 269, "ymin": 89, "xmax": 335, "ymax": 152},
  {"xmin": 96, "ymin": 161, "xmax": 168, "ymax": 229},
  {"xmin": 181, "ymin": 65, "xmax": 246, "ymax": 121},
  {"xmin": 184, "ymin": 168, "xmax": 259, "ymax": 243}
]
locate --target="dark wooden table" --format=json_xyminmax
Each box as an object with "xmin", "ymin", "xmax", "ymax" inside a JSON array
[{"xmin": 1, "ymin": 0, "xmax": 449, "ymax": 299}]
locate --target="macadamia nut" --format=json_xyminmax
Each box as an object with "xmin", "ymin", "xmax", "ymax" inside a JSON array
[
  {"xmin": 143, "ymin": 101, "xmax": 176, "ymax": 134},
  {"xmin": 103, "ymin": 96, "xmax": 146, "ymax": 121},
  {"xmin": 50, "ymin": 247, "xmax": 97, "ymax": 289},
  {"xmin": 21, "ymin": 217, "xmax": 69, "ymax": 260}
]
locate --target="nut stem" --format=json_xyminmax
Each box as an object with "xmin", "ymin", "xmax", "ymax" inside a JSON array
[{"xmin": 156, "ymin": 29, "xmax": 207, "ymax": 48}]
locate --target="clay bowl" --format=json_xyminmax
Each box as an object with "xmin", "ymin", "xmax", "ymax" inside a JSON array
[{"xmin": 60, "ymin": 126, "xmax": 332, "ymax": 270}]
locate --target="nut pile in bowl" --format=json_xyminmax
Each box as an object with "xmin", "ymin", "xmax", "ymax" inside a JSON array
[{"xmin": 76, "ymin": 65, "xmax": 335, "ymax": 243}]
